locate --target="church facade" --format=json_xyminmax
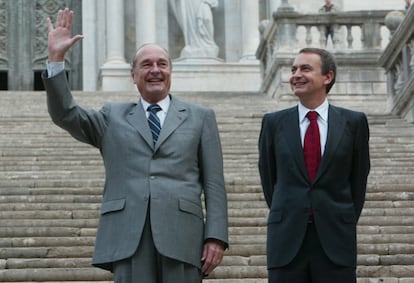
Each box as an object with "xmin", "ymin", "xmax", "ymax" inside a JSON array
[{"xmin": 0, "ymin": 0, "xmax": 405, "ymax": 92}]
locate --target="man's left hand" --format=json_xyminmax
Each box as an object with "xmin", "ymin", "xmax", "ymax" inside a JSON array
[{"xmin": 201, "ymin": 238, "xmax": 225, "ymax": 276}]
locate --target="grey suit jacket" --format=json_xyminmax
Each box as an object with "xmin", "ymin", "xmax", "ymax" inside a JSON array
[
  {"xmin": 258, "ymin": 104, "xmax": 370, "ymax": 269},
  {"xmin": 43, "ymin": 71, "xmax": 228, "ymax": 271}
]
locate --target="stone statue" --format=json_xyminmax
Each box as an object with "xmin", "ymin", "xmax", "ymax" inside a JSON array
[{"xmin": 169, "ymin": 0, "xmax": 219, "ymax": 59}]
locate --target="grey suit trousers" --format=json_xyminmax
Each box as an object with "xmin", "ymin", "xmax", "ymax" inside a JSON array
[{"xmin": 113, "ymin": 208, "xmax": 202, "ymax": 283}]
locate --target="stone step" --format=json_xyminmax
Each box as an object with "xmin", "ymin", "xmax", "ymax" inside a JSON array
[
  {"xmin": 2, "ymin": 160, "xmax": 413, "ymax": 173},
  {"xmin": 0, "ymin": 227, "xmax": 93, "ymax": 238},
  {"xmin": 0, "ymin": 141, "xmax": 411, "ymax": 150},
  {"xmin": 4, "ymin": 258, "xmax": 94, "ymax": 269},
  {"xmin": 0, "ymin": 268, "xmax": 112, "ymax": 282},
  {"xmin": 1, "ymin": 149, "xmax": 413, "ymax": 158},
  {"xmin": 0, "ymin": 219, "xmax": 98, "ymax": 228},
  {"xmin": 1, "ymin": 252, "xmax": 414, "ymax": 270},
  {"xmin": 1, "ymin": 90, "xmax": 413, "ymax": 281},
  {"xmin": 1, "ymin": 207, "xmax": 414, "ymax": 223},
  {"xmin": 0, "ymin": 237, "xmax": 95, "ymax": 248},
  {"xmin": 0, "ymin": 190, "xmax": 412, "ymax": 205},
  {"xmin": 363, "ymin": 201, "xmax": 414, "ymax": 209},
  {"xmin": 0, "ymin": 168, "xmax": 413, "ymax": 182},
  {"xmin": 0, "ymin": 265, "xmax": 412, "ymax": 282},
  {"xmin": 0, "ymin": 247, "xmax": 94, "ymax": 259},
  {"xmin": 361, "ymin": 208, "xmax": 414, "ymax": 216}
]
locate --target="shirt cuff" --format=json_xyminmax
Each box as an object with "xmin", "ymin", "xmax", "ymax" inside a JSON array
[{"xmin": 46, "ymin": 61, "xmax": 65, "ymax": 78}]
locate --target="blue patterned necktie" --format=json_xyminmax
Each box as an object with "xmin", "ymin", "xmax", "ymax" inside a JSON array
[{"xmin": 147, "ymin": 104, "xmax": 162, "ymax": 145}]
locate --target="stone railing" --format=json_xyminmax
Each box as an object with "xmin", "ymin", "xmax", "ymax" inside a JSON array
[
  {"xmin": 256, "ymin": 8, "xmax": 393, "ymax": 100},
  {"xmin": 379, "ymin": 6, "xmax": 414, "ymax": 123}
]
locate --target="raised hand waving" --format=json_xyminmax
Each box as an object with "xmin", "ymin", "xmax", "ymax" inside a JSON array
[{"xmin": 46, "ymin": 8, "xmax": 83, "ymax": 62}]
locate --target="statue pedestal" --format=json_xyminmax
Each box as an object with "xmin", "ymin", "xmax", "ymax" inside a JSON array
[
  {"xmin": 98, "ymin": 60, "xmax": 261, "ymax": 93},
  {"xmin": 170, "ymin": 60, "xmax": 261, "ymax": 93},
  {"xmin": 100, "ymin": 61, "xmax": 133, "ymax": 91}
]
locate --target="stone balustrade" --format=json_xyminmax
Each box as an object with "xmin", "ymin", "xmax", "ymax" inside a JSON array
[
  {"xmin": 257, "ymin": 9, "xmax": 391, "ymax": 76},
  {"xmin": 257, "ymin": 9, "xmax": 395, "ymax": 102},
  {"xmin": 263, "ymin": 9, "xmax": 390, "ymax": 50},
  {"xmin": 379, "ymin": 6, "xmax": 414, "ymax": 123},
  {"xmin": 256, "ymin": 5, "xmax": 414, "ymax": 124}
]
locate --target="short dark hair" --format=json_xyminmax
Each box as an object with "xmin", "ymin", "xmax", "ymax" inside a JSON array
[{"xmin": 299, "ymin": 47, "xmax": 336, "ymax": 94}]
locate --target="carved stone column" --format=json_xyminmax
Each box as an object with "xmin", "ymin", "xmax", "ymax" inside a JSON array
[
  {"xmin": 135, "ymin": 0, "xmax": 156, "ymax": 48},
  {"xmin": 101, "ymin": 0, "xmax": 131, "ymax": 91},
  {"xmin": 240, "ymin": 0, "xmax": 260, "ymax": 61},
  {"xmin": 82, "ymin": 0, "xmax": 98, "ymax": 91}
]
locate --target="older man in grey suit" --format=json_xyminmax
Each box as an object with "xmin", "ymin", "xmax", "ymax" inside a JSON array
[{"xmin": 43, "ymin": 8, "xmax": 228, "ymax": 283}]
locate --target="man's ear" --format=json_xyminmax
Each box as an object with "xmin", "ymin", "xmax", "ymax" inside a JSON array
[
  {"xmin": 324, "ymin": 70, "xmax": 334, "ymax": 85},
  {"xmin": 130, "ymin": 69, "xmax": 136, "ymax": 84}
]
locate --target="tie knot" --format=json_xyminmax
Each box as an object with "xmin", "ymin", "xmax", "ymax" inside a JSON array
[
  {"xmin": 306, "ymin": 111, "xmax": 318, "ymax": 121},
  {"xmin": 147, "ymin": 104, "xmax": 162, "ymax": 114}
]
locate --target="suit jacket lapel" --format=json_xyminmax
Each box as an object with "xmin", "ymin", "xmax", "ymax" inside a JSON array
[
  {"xmin": 154, "ymin": 96, "xmax": 187, "ymax": 151},
  {"xmin": 126, "ymin": 96, "xmax": 187, "ymax": 151},
  {"xmin": 282, "ymin": 107, "xmax": 309, "ymax": 180},
  {"xmin": 315, "ymin": 105, "xmax": 346, "ymax": 182},
  {"xmin": 126, "ymin": 103, "xmax": 154, "ymax": 149}
]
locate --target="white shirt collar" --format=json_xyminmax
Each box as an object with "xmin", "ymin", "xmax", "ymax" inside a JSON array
[
  {"xmin": 141, "ymin": 95, "xmax": 171, "ymax": 114},
  {"xmin": 298, "ymin": 99, "xmax": 329, "ymax": 123}
]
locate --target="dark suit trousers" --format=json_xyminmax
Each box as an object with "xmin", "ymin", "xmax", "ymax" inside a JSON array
[
  {"xmin": 113, "ymin": 209, "xmax": 202, "ymax": 283},
  {"xmin": 268, "ymin": 221, "xmax": 356, "ymax": 283}
]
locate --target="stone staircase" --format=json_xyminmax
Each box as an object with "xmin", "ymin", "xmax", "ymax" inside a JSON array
[{"xmin": 0, "ymin": 90, "xmax": 413, "ymax": 282}]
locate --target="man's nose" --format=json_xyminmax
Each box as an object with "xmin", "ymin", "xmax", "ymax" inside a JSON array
[
  {"xmin": 149, "ymin": 63, "xmax": 160, "ymax": 73},
  {"xmin": 291, "ymin": 69, "xmax": 301, "ymax": 77}
]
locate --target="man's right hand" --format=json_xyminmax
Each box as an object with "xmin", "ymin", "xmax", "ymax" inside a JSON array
[{"xmin": 46, "ymin": 8, "xmax": 83, "ymax": 62}]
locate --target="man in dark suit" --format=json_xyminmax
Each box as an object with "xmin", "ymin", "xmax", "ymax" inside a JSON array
[
  {"xmin": 258, "ymin": 48, "xmax": 370, "ymax": 283},
  {"xmin": 43, "ymin": 8, "xmax": 228, "ymax": 283}
]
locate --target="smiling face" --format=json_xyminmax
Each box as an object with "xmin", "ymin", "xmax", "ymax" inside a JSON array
[
  {"xmin": 289, "ymin": 52, "xmax": 334, "ymax": 108},
  {"xmin": 130, "ymin": 44, "xmax": 172, "ymax": 103}
]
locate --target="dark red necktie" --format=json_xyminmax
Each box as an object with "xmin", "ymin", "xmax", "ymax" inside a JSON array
[{"xmin": 304, "ymin": 111, "xmax": 321, "ymax": 182}]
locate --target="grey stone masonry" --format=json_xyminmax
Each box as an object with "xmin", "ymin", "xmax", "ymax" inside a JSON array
[{"xmin": 0, "ymin": 89, "xmax": 413, "ymax": 282}]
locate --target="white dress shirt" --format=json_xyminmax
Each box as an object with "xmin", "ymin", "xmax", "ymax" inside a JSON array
[
  {"xmin": 46, "ymin": 61, "xmax": 65, "ymax": 78},
  {"xmin": 298, "ymin": 99, "xmax": 329, "ymax": 155}
]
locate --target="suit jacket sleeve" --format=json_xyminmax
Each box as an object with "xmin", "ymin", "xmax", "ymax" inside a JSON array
[
  {"xmin": 258, "ymin": 113, "xmax": 276, "ymax": 208},
  {"xmin": 42, "ymin": 70, "xmax": 107, "ymax": 148},
  {"xmin": 200, "ymin": 109, "xmax": 229, "ymax": 248},
  {"xmin": 351, "ymin": 112, "xmax": 370, "ymax": 219}
]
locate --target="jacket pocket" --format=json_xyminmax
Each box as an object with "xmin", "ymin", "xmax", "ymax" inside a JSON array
[
  {"xmin": 179, "ymin": 199, "xmax": 203, "ymax": 219},
  {"xmin": 100, "ymin": 198, "xmax": 126, "ymax": 215}
]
